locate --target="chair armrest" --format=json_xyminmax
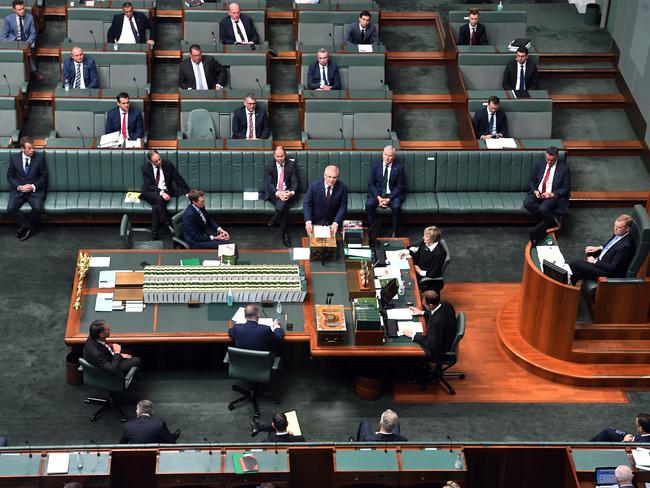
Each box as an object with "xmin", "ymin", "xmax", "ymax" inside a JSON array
[
  {"xmin": 172, "ymin": 237, "xmax": 190, "ymax": 249},
  {"xmin": 124, "ymin": 366, "xmax": 139, "ymax": 389},
  {"xmin": 597, "ymin": 277, "xmax": 645, "ymax": 285},
  {"xmin": 223, "ymin": 352, "xmax": 230, "ymax": 364},
  {"xmin": 390, "ymin": 131, "xmax": 400, "ymax": 149},
  {"xmin": 301, "ymin": 131, "xmax": 308, "ymax": 144},
  {"xmin": 272, "ymin": 356, "xmax": 281, "ymax": 371},
  {"xmin": 176, "ymin": 131, "xmax": 186, "ymax": 141},
  {"xmin": 48, "ymin": 130, "xmax": 58, "ymax": 139}
]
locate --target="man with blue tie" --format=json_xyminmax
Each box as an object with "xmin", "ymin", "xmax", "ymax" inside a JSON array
[
  {"xmin": 306, "ymin": 48, "xmax": 341, "ymax": 91},
  {"xmin": 62, "ymin": 46, "xmax": 99, "ymax": 89},
  {"xmin": 6, "ymin": 136, "xmax": 47, "ymax": 241},
  {"xmin": 303, "ymin": 165, "xmax": 348, "ymax": 237},
  {"xmin": 2, "ymin": 0, "xmax": 43, "ymax": 80},
  {"xmin": 366, "ymin": 145, "xmax": 405, "ymax": 240},
  {"xmin": 472, "ymin": 95, "xmax": 508, "ymax": 140},
  {"xmin": 569, "ymin": 214, "xmax": 636, "ymax": 284},
  {"xmin": 182, "ymin": 189, "xmax": 232, "ymax": 249},
  {"xmin": 502, "ymin": 46, "xmax": 539, "ymax": 91}
]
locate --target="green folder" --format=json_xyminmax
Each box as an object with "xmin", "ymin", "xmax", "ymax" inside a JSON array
[
  {"xmin": 232, "ymin": 452, "xmax": 259, "ymax": 474},
  {"xmin": 180, "ymin": 258, "xmax": 201, "ymax": 266}
]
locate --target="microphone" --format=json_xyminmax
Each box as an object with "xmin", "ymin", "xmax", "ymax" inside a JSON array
[
  {"xmin": 2, "ymin": 74, "xmax": 10, "ymax": 95},
  {"xmin": 25, "ymin": 440, "xmax": 32, "ymax": 458},
  {"xmin": 211, "ymin": 31, "xmax": 217, "ymax": 46},
  {"xmin": 90, "ymin": 439, "xmax": 100, "ymax": 457},
  {"xmin": 76, "ymin": 126, "xmax": 86, "ymax": 147},
  {"xmin": 446, "ymin": 434, "xmax": 453, "ymax": 453},
  {"xmin": 339, "ymin": 127, "xmax": 346, "ymax": 149},
  {"xmin": 384, "ymin": 439, "xmax": 388, "ymax": 453},
  {"xmin": 274, "ymin": 438, "xmax": 278, "ymax": 454},
  {"xmin": 203, "ymin": 437, "xmax": 213, "ymax": 455},
  {"xmin": 208, "ymin": 127, "xmax": 216, "ymax": 147},
  {"xmin": 132, "ymin": 76, "xmax": 140, "ymax": 98},
  {"xmin": 255, "ymin": 78, "xmax": 263, "ymax": 97},
  {"xmin": 89, "ymin": 29, "xmax": 97, "ymax": 49},
  {"xmin": 328, "ymin": 31, "xmax": 333, "ymax": 47}
]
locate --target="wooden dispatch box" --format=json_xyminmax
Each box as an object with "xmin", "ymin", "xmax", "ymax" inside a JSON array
[
  {"xmin": 315, "ymin": 304, "xmax": 346, "ymax": 346},
  {"xmin": 115, "ymin": 271, "xmax": 144, "ymax": 287},
  {"xmin": 309, "ymin": 235, "xmax": 337, "ymax": 262}
]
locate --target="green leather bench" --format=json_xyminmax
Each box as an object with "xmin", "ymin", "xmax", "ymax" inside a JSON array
[
  {"xmin": 1, "ymin": 149, "xmax": 555, "ymax": 220},
  {"xmin": 66, "ymin": 7, "xmax": 153, "ymax": 45},
  {"xmin": 459, "ymin": 53, "xmax": 540, "ymax": 91},
  {"xmin": 293, "ymin": 0, "xmax": 378, "ymax": 11},
  {"xmin": 450, "ymin": 10, "xmax": 527, "ymax": 49},
  {"xmin": 0, "ymin": 97, "xmax": 20, "ymax": 147},
  {"xmin": 297, "ymin": 10, "xmax": 383, "ymax": 52}
]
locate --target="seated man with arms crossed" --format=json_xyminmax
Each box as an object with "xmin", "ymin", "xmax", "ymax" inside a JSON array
[
  {"xmin": 182, "ymin": 189, "xmax": 231, "ymax": 249},
  {"xmin": 353, "ymin": 409, "xmax": 407, "ymax": 442}
]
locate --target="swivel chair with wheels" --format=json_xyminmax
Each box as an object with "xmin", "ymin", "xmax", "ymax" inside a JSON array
[
  {"xmin": 421, "ymin": 311, "xmax": 466, "ymax": 395},
  {"xmin": 120, "ymin": 214, "xmax": 164, "ymax": 250},
  {"xmin": 171, "ymin": 210, "xmax": 190, "ymax": 249},
  {"xmin": 224, "ymin": 347, "xmax": 281, "ymax": 417},
  {"xmin": 78, "ymin": 358, "xmax": 139, "ymax": 422}
]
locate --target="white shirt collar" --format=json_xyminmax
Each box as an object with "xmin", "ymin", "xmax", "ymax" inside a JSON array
[{"xmin": 426, "ymin": 241, "xmax": 438, "ymax": 252}]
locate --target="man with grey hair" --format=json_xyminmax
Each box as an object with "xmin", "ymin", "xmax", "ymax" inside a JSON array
[
  {"xmin": 354, "ymin": 409, "xmax": 408, "ymax": 442},
  {"xmin": 119, "ymin": 399, "xmax": 180, "ymax": 444},
  {"xmin": 306, "ymin": 48, "xmax": 341, "ymax": 91},
  {"xmin": 231, "ymin": 93, "xmax": 271, "ymax": 139},
  {"xmin": 366, "ymin": 145, "xmax": 405, "ymax": 242},
  {"xmin": 615, "ymin": 465, "xmax": 634, "ymax": 487}
]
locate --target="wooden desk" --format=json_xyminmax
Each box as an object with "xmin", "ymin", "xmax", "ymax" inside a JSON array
[
  {"xmin": 156, "ymin": 449, "xmax": 222, "ymax": 488},
  {"xmin": 223, "ymin": 449, "xmax": 289, "ymax": 487},
  {"xmin": 41, "ymin": 450, "xmax": 111, "ymax": 488},
  {"xmin": 334, "ymin": 448, "xmax": 399, "ymax": 487},
  {"xmin": 0, "ymin": 452, "xmax": 41, "ymax": 488}
]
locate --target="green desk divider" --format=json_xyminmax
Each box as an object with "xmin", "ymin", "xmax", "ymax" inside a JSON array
[
  {"xmin": 158, "ymin": 450, "xmax": 221, "ymax": 474},
  {"xmin": 225, "ymin": 450, "xmax": 288, "ymax": 473},
  {"xmin": 0, "ymin": 452, "xmax": 41, "ymax": 477},
  {"xmin": 571, "ymin": 449, "xmax": 630, "ymax": 471},
  {"xmin": 401, "ymin": 448, "xmax": 464, "ymax": 470},
  {"xmin": 336, "ymin": 449, "xmax": 399, "ymax": 471}
]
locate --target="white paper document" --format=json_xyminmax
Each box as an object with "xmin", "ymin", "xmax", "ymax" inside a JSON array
[
  {"xmin": 386, "ymin": 250, "xmax": 410, "ymax": 270},
  {"xmin": 95, "ymin": 293, "xmax": 114, "ymax": 312},
  {"xmin": 98, "ymin": 270, "xmax": 116, "ymax": 288},
  {"xmin": 347, "ymin": 248, "xmax": 372, "ymax": 259},
  {"xmin": 243, "ymin": 191, "xmax": 259, "ymax": 201},
  {"xmin": 397, "ymin": 321, "xmax": 423, "ymax": 336},
  {"xmin": 98, "ymin": 131, "xmax": 121, "ymax": 148},
  {"xmin": 386, "ymin": 308, "xmax": 413, "ymax": 320},
  {"xmin": 291, "ymin": 247, "xmax": 311, "ymax": 261},
  {"xmin": 485, "ymin": 137, "xmax": 517, "ymax": 149},
  {"xmin": 285, "ymin": 410, "xmax": 302, "ymax": 436},
  {"xmin": 258, "ymin": 318, "xmax": 275, "ymax": 327},
  {"xmin": 313, "ymin": 225, "xmax": 331, "ymax": 239},
  {"xmin": 47, "ymin": 453, "xmax": 70, "ymax": 474},
  {"xmin": 89, "ymin": 256, "xmax": 111, "ymax": 267},
  {"xmin": 218, "ymin": 243, "xmax": 236, "ymax": 257},
  {"xmin": 633, "ymin": 448, "xmax": 650, "ymax": 468},
  {"xmin": 374, "ymin": 266, "xmax": 401, "ymax": 279},
  {"xmin": 203, "ymin": 260, "xmax": 221, "ymax": 266},
  {"xmin": 358, "ymin": 44, "xmax": 373, "ymax": 52},
  {"xmin": 125, "ymin": 138, "xmax": 142, "ymax": 148},
  {"xmin": 231, "ymin": 307, "xmax": 246, "ymax": 324}
]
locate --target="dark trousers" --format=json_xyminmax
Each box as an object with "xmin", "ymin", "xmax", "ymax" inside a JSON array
[
  {"xmin": 356, "ymin": 420, "xmax": 401, "ymax": 441},
  {"xmin": 188, "ymin": 238, "xmax": 231, "ymax": 249},
  {"xmin": 0, "ymin": 436, "xmax": 6, "ymax": 446},
  {"xmin": 140, "ymin": 191, "xmax": 172, "ymax": 232},
  {"xmin": 120, "ymin": 356, "xmax": 142, "ymax": 375},
  {"xmin": 8, "ymin": 191, "xmax": 44, "ymax": 230},
  {"xmin": 569, "ymin": 259, "xmax": 608, "ymax": 284},
  {"xmin": 590, "ymin": 428, "xmax": 626, "ymax": 442},
  {"xmin": 523, "ymin": 194, "xmax": 561, "ymax": 229},
  {"xmin": 366, "ymin": 196, "xmax": 402, "ymax": 233},
  {"xmin": 268, "ymin": 195, "xmax": 294, "ymax": 230}
]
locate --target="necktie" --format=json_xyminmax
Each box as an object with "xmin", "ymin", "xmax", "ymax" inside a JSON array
[
  {"xmin": 121, "ymin": 111, "xmax": 127, "ymax": 139},
  {"xmin": 470, "ymin": 27, "xmax": 476, "ymax": 45},
  {"xmin": 196, "ymin": 207, "xmax": 206, "ymax": 224},
  {"xmin": 540, "ymin": 164, "xmax": 552, "ymax": 194},
  {"xmin": 382, "ymin": 164, "xmax": 389, "ymax": 196},
  {"xmin": 598, "ymin": 235, "xmax": 620, "ymax": 260},
  {"xmin": 195, "ymin": 62, "xmax": 205, "ymax": 90},
  {"xmin": 128, "ymin": 17, "xmax": 139, "ymax": 41},
  {"xmin": 519, "ymin": 65, "xmax": 525, "ymax": 90},
  {"xmin": 360, "ymin": 28, "xmax": 366, "ymax": 42},
  {"xmin": 154, "ymin": 167, "xmax": 160, "ymax": 185},
  {"xmin": 276, "ymin": 165, "xmax": 284, "ymax": 191},
  {"xmin": 234, "ymin": 21, "xmax": 245, "ymax": 43},
  {"xmin": 74, "ymin": 63, "xmax": 81, "ymax": 89},
  {"xmin": 24, "ymin": 157, "xmax": 30, "ymax": 175},
  {"xmin": 18, "ymin": 16, "xmax": 24, "ymax": 41},
  {"xmin": 321, "ymin": 66, "xmax": 328, "ymax": 85},
  {"xmin": 489, "ymin": 112, "xmax": 495, "ymax": 135},
  {"xmin": 247, "ymin": 111, "xmax": 254, "ymax": 139},
  {"xmin": 325, "ymin": 186, "xmax": 332, "ymax": 204}
]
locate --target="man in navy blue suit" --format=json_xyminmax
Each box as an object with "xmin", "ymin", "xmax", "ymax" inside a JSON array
[
  {"xmin": 62, "ymin": 46, "xmax": 99, "ymax": 89},
  {"xmin": 6, "ymin": 136, "xmax": 47, "ymax": 241},
  {"xmin": 219, "ymin": 2, "xmax": 260, "ymax": 45},
  {"xmin": 2, "ymin": 0, "xmax": 43, "ymax": 79},
  {"xmin": 472, "ymin": 95, "xmax": 508, "ymax": 140},
  {"xmin": 182, "ymin": 189, "xmax": 231, "ymax": 249},
  {"xmin": 119, "ymin": 400, "xmax": 180, "ymax": 444},
  {"xmin": 366, "ymin": 145, "xmax": 404, "ymax": 239},
  {"xmin": 303, "ymin": 165, "xmax": 348, "ymax": 237},
  {"xmin": 523, "ymin": 147, "xmax": 571, "ymax": 230},
  {"xmin": 306, "ymin": 48, "xmax": 341, "ymax": 91},
  {"xmin": 231, "ymin": 93, "xmax": 271, "ymax": 140},
  {"xmin": 228, "ymin": 304, "xmax": 285, "ymax": 353},
  {"xmin": 105, "ymin": 92, "xmax": 144, "ymax": 141},
  {"xmin": 590, "ymin": 412, "xmax": 650, "ymax": 443}
]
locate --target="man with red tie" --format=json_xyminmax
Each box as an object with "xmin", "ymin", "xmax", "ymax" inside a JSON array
[
  {"xmin": 457, "ymin": 9, "xmax": 488, "ymax": 46},
  {"xmin": 523, "ymin": 147, "xmax": 571, "ymax": 230},
  {"xmin": 105, "ymin": 92, "xmax": 144, "ymax": 142},
  {"xmin": 231, "ymin": 93, "xmax": 271, "ymax": 140},
  {"xmin": 264, "ymin": 146, "xmax": 298, "ymax": 247},
  {"xmin": 303, "ymin": 165, "xmax": 348, "ymax": 237}
]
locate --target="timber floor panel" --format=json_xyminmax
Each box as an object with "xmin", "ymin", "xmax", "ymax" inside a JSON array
[{"xmin": 393, "ymin": 283, "xmax": 629, "ymax": 404}]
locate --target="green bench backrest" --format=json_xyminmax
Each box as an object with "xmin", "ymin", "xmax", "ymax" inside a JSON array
[
  {"xmin": 61, "ymin": 50, "xmax": 148, "ymax": 90},
  {"xmin": 449, "ymin": 10, "xmax": 527, "ymax": 47},
  {"xmin": 0, "ymin": 97, "xmax": 17, "ymax": 138},
  {"xmin": 459, "ymin": 53, "xmax": 539, "ymax": 91},
  {"xmin": 54, "ymin": 98, "xmax": 146, "ymax": 138},
  {"xmin": 304, "ymin": 99, "xmax": 392, "ymax": 139},
  {"xmin": 0, "ymin": 50, "xmax": 25, "ymax": 88},
  {"xmin": 180, "ymin": 99, "xmax": 268, "ymax": 139}
]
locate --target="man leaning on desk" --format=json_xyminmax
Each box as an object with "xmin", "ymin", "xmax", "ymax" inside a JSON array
[
  {"xmin": 228, "ymin": 304, "xmax": 284, "ymax": 352},
  {"xmin": 303, "ymin": 164, "xmax": 348, "ymax": 237}
]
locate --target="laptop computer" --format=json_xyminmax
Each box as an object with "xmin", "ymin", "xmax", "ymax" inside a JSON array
[{"xmin": 595, "ymin": 466, "xmax": 617, "ymax": 487}]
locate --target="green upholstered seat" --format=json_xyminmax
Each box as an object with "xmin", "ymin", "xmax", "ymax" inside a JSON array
[
  {"xmin": 294, "ymin": 0, "xmax": 378, "ymax": 11},
  {"xmin": 120, "ymin": 214, "xmax": 164, "ymax": 249},
  {"xmin": 0, "ymin": 50, "xmax": 28, "ymax": 96},
  {"xmin": 0, "ymin": 97, "xmax": 19, "ymax": 145}
]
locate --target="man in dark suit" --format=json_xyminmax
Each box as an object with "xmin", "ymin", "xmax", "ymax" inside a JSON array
[
  {"xmin": 105, "ymin": 92, "xmax": 144, "ymax": 141},
  {"xmin": 264, "ymin": 145, "xmax": 298, "ymax": 247},
  {"xmin": 83, "ymin": 319, "xmax": 142, "ymax": 377},
  {"xmin": 306, "ymin": 48, "xmax": 341, "ymax": 91},
  {"xmin": 343, "ymin": 10, "xmax": 379, "ymax": 47},
  {"xmin": 119, "ymin": 400, "xmax": 180, "ymax": 444},
  {"xmin": 502, "ymin": 46, "xmax": 539, "ymax": 91},
  {"xmin": 62, "ymin": 46, "xmax": 99, "ymax": 89},
  {"xmin": 457, "ymin": 9, "xmax": 488, "ymax": 46},
  {"xmin": 523, "ymin": 146, "xmax": 571, "ymax": 230},
  {"xmin": 250, "ymin": 412, "xmax": 306, "ymax": 442},
  {"xmin": 219, "ymin": 2, "xmax": 260, "ymax": 45},
  {"xmin": 107, "ymin": 1, "xmax": 155, "ymax": 46},
  {"xmin": 181, "ymin": 189, "xmax": 231, "ymax": 249},
  {"xmin": 6, "ymin": 136, "xmax": 47, "ymax": 241},
  {"xmin": 590, "ymin": 413, "xmax": 650, "ymax": 443},
  {"xmin": 366, "ymin": 145, "xmax": 404, "ymax": 240},
  {"xmin": 472, "ymin": 95, "xmax": 508, "ymax": 140},
  {"xmin": 303, "ymin": 165, "xmax": 348, "ymax": 237},
  {"xmin": 569, "ymin": 213, "xmax": 636, "ymax": 284},
  {"xmin": 2, "ymin": 0, "xmax": 42, "ymax": 79},
  {"xmin": 228, "ymin": 304, "xmax": 285, "ymax": 352},
  {"xmin": 404, "ymin": 290, "xmax": 458, "ymax": 361},
  {"xmin": 409, "ymin": 226, "xmax": 448, "ymax": 293},
  {"xmin": 139, "ymin": 149, "xmax": 190, "ymax": 240},
  {"xmin": 178, "ymin": 44, "xmax": 227, "ymax": 91},
  {"xmin": 354, "ymin": 409, "xmax": 408, "ymax": 442},
  {"xmin": 231, "ymin": 93, "xmax": 271, "ymax": 139}
]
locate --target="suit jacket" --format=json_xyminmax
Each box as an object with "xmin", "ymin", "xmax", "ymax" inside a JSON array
[
  {"xmin": 231, "ymin": 106, "xmax": 271, "ymax": 139},
  {"xmin": 457, "ymin": 22, "xmax": 488, "ymax": 46},
  {"xmin": 306, "ymin": 61, "xmax": 341, "ymax": 90},
  {"xmin": 413, "ymin": 301, "xmax": 457, "ymax": 360},
  {"xmin": 502, "ymin": 59, "xmax": 539, "ymax": 90},
  {"xmin": 264, "ymin": 432, "xmax": 306, "ymax": 443},
  {"xmin": 264, "ymin": 159, "xmax": 299, "ymax": 200},
  {"xmin": 228, "ymin": 320, "xmax": 285, "ymax": 351},
  {"xmin": 83, "ymin": 336, "xmax": 124, "ymax": 376},
  {"xmin": 182, "ymin": 203, "xmax": 220, "ymax": 245},
  {"xmin": 303, "ymin": 179, "xmax": 348, "ymax": 226},
  {"xmin": 107, "ymin": 11, "xmax": 156, "ymax": 43},
  {"xmin": 527, "ymin": 160, "xmax": 571, "ymax": 211},
  {"xmin": 178, "ymin": 56, "xmax": 227, "ymax": 90},
  {"xmin": 343, "ymin": 21, "xmax": 378, "ymax": 45},
  {"xmin": 409, "ymin": 241, "xmax": 446, "ymax": 280},
  {"xmin": 359, "ymin": 431, "xmax": 408, "ymax": 442},
  {"xmin": 105, "ymin": 106, "xmax": 144, "ymax": 140},
  {"xmin": 140, "ymin": 160, "xmax": 190, "ymax": 199},
  {"xmin": 7, "ymin": 152, "xmax": 47, "ymax": 195},
  {"xmin": 1, "ymin": 13, "xmax": 36, "ymax": 44},
  {"xmin": 472, "ymin": 107, "xmax": 508, "ymax": 139},
  {"xmin": 367, "ymin": 160, "xmax": 404, "ymax": 200},
  {"xmin": 62, "ymin": 56, "xmax": 99, "ymax": 89},
  {"xmin": 219, "ymin": 14, "xmax": 260, "ymax": 44},
  {"xmin": 119, "ymin": 415, "xmax": 177, "ymax": 444},
  {"xmin": 593, "ymin": 233, "xmax": 635, "ymax": 278}
]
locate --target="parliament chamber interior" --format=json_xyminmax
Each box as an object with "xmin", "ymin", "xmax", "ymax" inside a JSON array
[{"xmin": 0, "ymin": 0, "xmax": 650, "ymax": 486}]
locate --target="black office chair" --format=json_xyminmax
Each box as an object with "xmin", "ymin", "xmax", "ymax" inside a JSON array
[
  {"xmin": 78, "ymin": 358, "xmax": 139, "ymax": 422},
  {"xmin": 120, "ymin": 214, "xmax": 164, "ymax": 249},
  {"xmin": 171, "ymin": 210, "xmax": 190, "ymax": 249},
  {"xmin": 419, "ymin": 238, "xmax": 451, "ymax": 293},
  {"xmin": 224, "ymin": 347, "xmax": 281, "ymax": 417},
  {"xmin": 421, "ymin": 311, "xmax": 466, "ymax": 395}
]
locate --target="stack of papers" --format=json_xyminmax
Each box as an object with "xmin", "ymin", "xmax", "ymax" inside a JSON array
[
  {"xmin": 633, "ymin": 448, "xmax": 650, "ymax": 470},
  {"xmin": 95, "ymin": 293, "xmax": 114, "ymax": 312},
  {"xmin": 125, "ymin": 301, "xmax": 144, "ymax": 313},
  {"xmin": 385, "ymin": 250, "xmax": 410, "ymax": 270},
  {"xmin": 291, "ymin": 247, "xmax": 310, "ymax": 261},
  {"xmin": 397, "ymin": 321, "xmax": 423, "ymax": 336},
  {"xmin": 243, "ymin": 191, "xmax": 259, "ymax": 201},
  {"xmin": 386, "ymin": 308, "xmax": 413, "ymax": 320},
  {"xmin": 46, "ymin": 453, "xmax": 70, "ymax": 474},
  {"xmin": 485, "ymin": 138, "xmax": 517, "ymax": 149},
  {"xmin": 89, "ymin": 256, "xmax": 110, "ymax": 267},
  {"xmin": 313, "ymin": 225, "xmax": 331, "ymax": 239},
  {"xmin": 124, "ymin": 192, "xmax": 141, "ymax": 203}
]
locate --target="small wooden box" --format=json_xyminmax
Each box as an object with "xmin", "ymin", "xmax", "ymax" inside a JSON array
[
  {"xmin": 315, "ymin": 304, "xmax": 347, "ymax": 346},
  {"xmin": 115, "ymin": 271, "xmax": 144, "ymax": 287},
  {"xmin": 309, "ymin": 235, "xmax": 337, "ymax": 262}
]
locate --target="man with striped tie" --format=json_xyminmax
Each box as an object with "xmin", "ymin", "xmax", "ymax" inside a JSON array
[{"xmin": 62, "ymin": 46, "xmax": 99, "ymax": 89}]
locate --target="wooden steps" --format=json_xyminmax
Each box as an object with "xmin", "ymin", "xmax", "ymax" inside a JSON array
[
  {"xmin": 572, "ymin": 339, "xmax": 650, "ymax": 363},
  {"xmin": 575, "ymin": 323, "xmax": 650, "ymax": 340}
]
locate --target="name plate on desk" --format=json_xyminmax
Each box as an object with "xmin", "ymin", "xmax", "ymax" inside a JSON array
[{"xmin": 315, "ymin": 304, "xmax": 347, "ymax": 345}]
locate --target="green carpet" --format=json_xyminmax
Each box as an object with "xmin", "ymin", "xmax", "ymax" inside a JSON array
[
  {"xmin": 543, "ymin": 78, "xmax": 621, "ymax": 95},
  {"xmin": 569, "ymin": 156, "xmax": 650, "ymax": 192},
  {"xmin": 394, "ymin": 108, "xmax": 459, "ymax": 140},
  {"xmin": 381, "ymin": 25, "xmax": 442, "ymax": 52},
  {"xmin": 386, "ymin": 65, "xmax": 450, "ymax": 94},
  {"xmin": 552, "ymin": 108, "xmax": 638, "ymax": 140}
]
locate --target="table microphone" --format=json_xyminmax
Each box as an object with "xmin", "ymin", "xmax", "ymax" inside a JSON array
[
  {"xmin": 76, "ymin": 126, "xmax": 86, "ymax": 147},
  {"xmin": 203, "ymin": 437, "xmax": 213, "ymax": 455},
  {"xmin": 255, "ymin": 78, "xmax": 263, "ymax": 97},
  {"xmin": 339, "ymin": 128, "xmax": 345, "ymax": 149},
  {"xmin": 90, "ymin": 439, "xmax": 101, "ymax": 456},
  {"xmin": 2, "ymin": 74, "xmax": 10, "ymax": 95},
  {"xmin": 446, "ymin": 434, "xmax": 454, "ymax": 453},
  {"xmin": 25, "ymin": 440, "xmax": 32, "ymax": 458},
  {"xmin": 211, "ymin": 31, "xmax": 217, "ymax": 46},
  {"xmin": 132, "ymin": 76, "xmax": 140, "ymax": 98},
  {"xmin": 208, "ymin": 127, "xmax": 216, "ymax": 147},
  {"xmin": 89, "ymin": 29, "xmax": 97, "ymax": 49}
]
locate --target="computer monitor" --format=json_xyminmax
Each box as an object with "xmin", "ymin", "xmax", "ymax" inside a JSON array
[
  {"xmin": 594, "ymin": 467, "xmax": 616, "ymax": 486},
  {"xmin": 530, "ymin": 220, "xmax": 548, "ymax": 247},
  {"xmin": 379, "ymin": 278, "xmax": 398, "ymax": 309},
  {"xmin": 542, "ymin": 259, "xmax": 569, "ymax": 285}
]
